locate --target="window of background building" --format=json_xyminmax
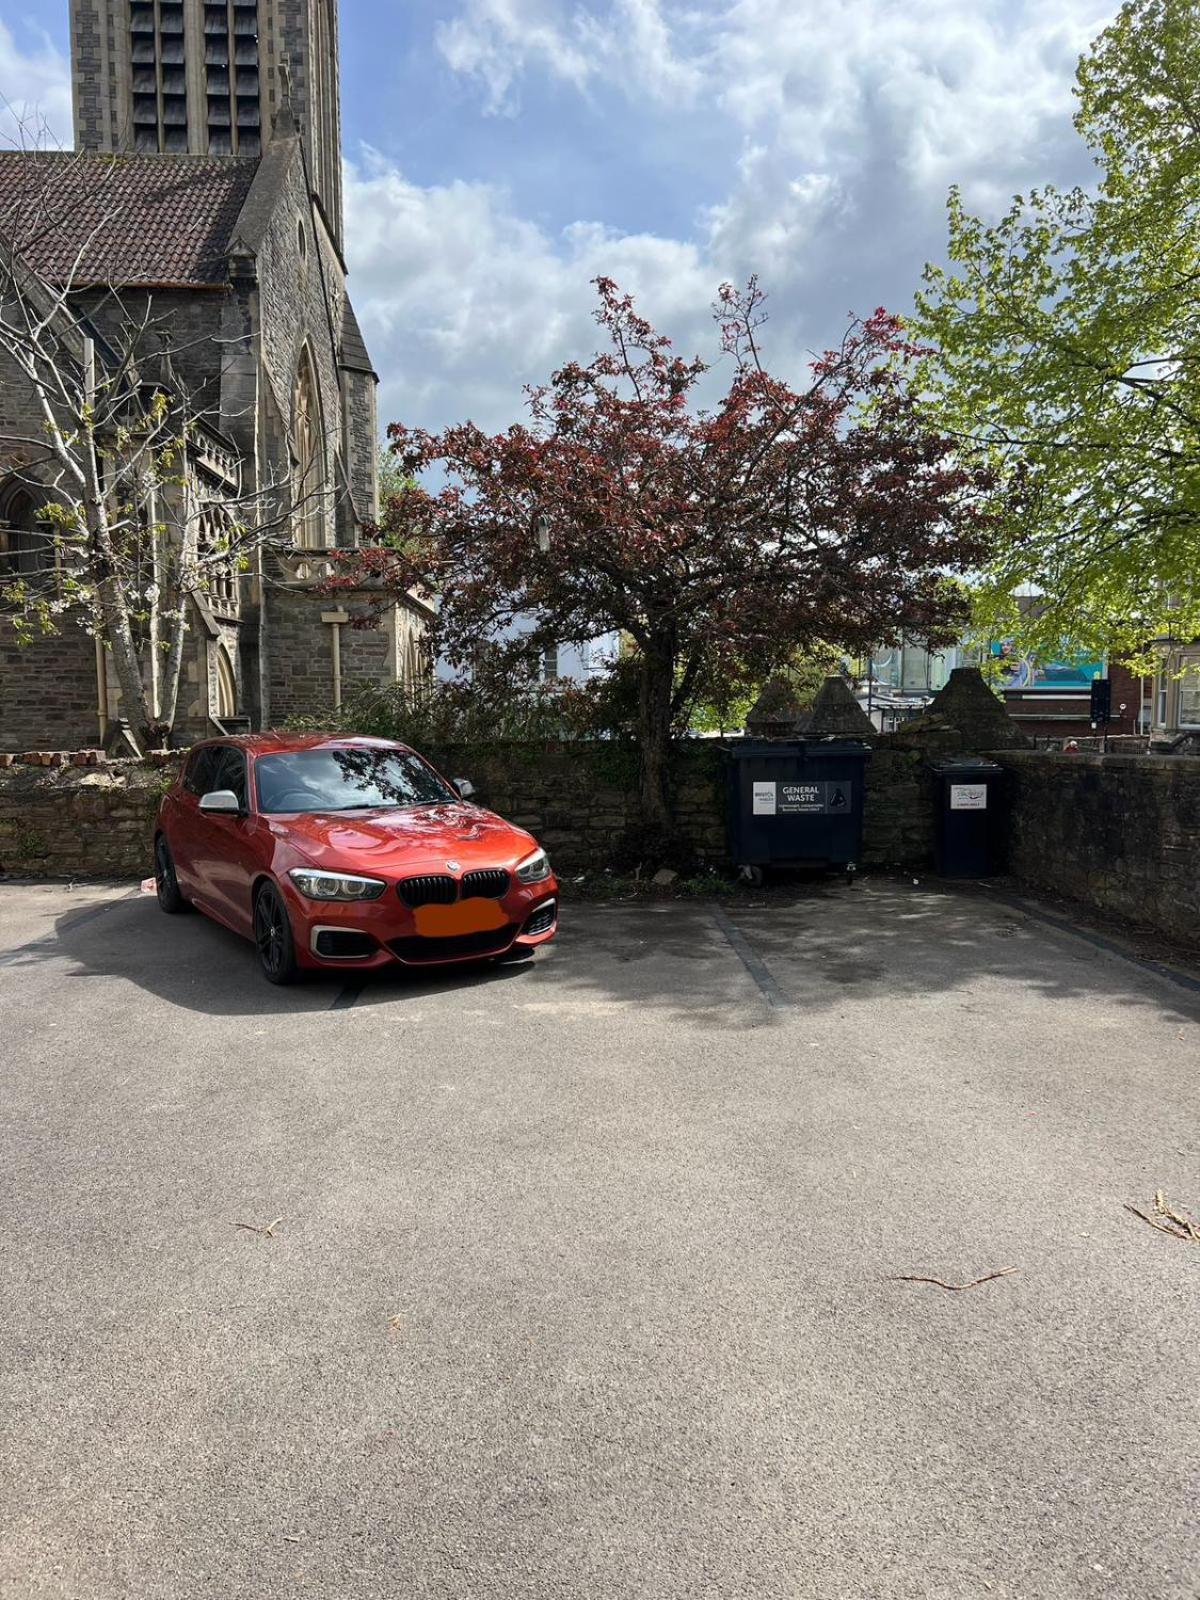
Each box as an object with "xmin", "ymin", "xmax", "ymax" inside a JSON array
[{"xmin": 1179, "ymin": 669, "xmax": 1200, "ymax": 727}]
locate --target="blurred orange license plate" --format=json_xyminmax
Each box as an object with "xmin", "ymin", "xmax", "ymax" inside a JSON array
[{"xmin": 414, "ymin": 898, "xmax": 508, "ymax": 938}]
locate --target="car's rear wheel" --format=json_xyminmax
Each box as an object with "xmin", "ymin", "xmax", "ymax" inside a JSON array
[
  {"xmin": 254, "ymin": 882, "xmax": 300, "ymax": 986},
  {"xmin": 154, "ymin": 836, "xmax": 189, "ymax": 914}
]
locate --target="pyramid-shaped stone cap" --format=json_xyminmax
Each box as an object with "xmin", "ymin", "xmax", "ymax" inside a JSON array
[
  {"xmin": 807, "ymin": 675, "xmax": 876, "ymax": 736},
  {"xmin": 746, "ymin": 675, "xmax": 806, "ymax": 735},
  {"xmin": 926, "ymin": 667, "xmax": 1031, "ymax": 749}
]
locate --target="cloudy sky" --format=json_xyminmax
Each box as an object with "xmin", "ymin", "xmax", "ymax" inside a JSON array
[{"xmin": 0, "ymin": 0, "xmax": 1115, "ymax": 436}]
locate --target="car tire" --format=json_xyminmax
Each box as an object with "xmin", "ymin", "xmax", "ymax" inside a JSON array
[
  {"xmin": 154, "ymin": 836, "xmax": 189, "ymax": 914},
  {"xmin": 254, "ymin": 881, "xmax": 301, "ymax": 986}
]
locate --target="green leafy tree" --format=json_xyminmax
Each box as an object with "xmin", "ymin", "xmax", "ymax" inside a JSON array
[
  {"xmin": 914, "ymin": 0, "xmax": 1200, "ymax": 665},
  {"xmin": 689, "ymin": 644, "xmax": 842, "ymax": 734}
]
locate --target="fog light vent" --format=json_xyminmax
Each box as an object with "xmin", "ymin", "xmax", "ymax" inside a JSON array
[
  {"xmin": 523, "ymin": 900, "xmax": 557, "ymax": 937},
  {"xmin": 313, "ymin": 929, "xmax": 377, "ymax": 960}
]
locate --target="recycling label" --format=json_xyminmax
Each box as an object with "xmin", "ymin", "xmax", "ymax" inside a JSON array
[
  {"xmin": 950, "ymin": 784, "xmax": 988, "ymax": 811},
  {"xmin": 750, "ymin": 779, "xmax": 851, "ymax": 816},
  {"xmin": 779, "ymin": 780, "xmax": 851, "ymax": 814}
]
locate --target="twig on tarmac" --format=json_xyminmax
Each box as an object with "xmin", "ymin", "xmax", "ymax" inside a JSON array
[
  {"xmin": 1125, "ymin": 1197, "xmax": 1200, "ymax": 1244},
  {"xmin": 1155, "ymin": 1190, "xmax": 1200, "ymax": 1242},
  {"xmin": 890, "ymin": 1266, "xmax": 1019, "ymax": 1292},
  {"xmin": 232, "ymin": 1216, "xmax": 284, "ymax": 1238}
]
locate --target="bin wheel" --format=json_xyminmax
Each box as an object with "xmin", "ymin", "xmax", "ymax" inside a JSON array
[{"xmin": 738, "ymin": 864, "xmax": 764, "ymax": 888}]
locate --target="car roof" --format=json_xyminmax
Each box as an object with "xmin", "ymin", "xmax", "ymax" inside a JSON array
[{"xmin": 189, "ymin": 733, "xmax": 417, "ymax": 758}]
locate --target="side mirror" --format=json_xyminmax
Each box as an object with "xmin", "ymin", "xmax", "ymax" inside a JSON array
[
  {"xmin": 453, "ymin": 777, "xmax": 476, "ymax": 800},
  {"xmin": 200, "ymin": 789, "xmax": 243, "ymax": 815}
]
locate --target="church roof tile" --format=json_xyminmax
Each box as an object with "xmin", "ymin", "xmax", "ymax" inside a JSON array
[
  {"xmin": 339, "ymin": 294, "xmax": 376, "ymax": 377},
  {"xmin": 0, "ymin": 152, "xmax": 259, "ymax": 288}
]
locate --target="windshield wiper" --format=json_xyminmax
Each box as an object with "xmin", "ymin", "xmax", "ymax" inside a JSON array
[{"xmin": 322, "ymin": 801, "xmax": 436, "ymax": 812}]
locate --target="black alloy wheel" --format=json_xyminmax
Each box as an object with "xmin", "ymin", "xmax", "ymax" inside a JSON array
[
  {"xmin": 155, "ymin": 836, "xmax": 188, "ymax": 914},
  {"xmin": 254, "ymin": 882, "xmax": 300, "ymax": 986}
]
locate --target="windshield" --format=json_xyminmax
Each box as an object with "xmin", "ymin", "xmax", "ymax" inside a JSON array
[{"xmin": 254, "ymin": 748, "xmax": 458, "ymax": 815}]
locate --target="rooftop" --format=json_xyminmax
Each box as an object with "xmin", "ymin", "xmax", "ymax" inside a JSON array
[{"xmin": 0, "ymin": 151, "xmax": 259, "ymax": 288}]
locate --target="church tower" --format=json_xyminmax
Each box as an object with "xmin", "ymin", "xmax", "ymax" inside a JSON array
[{"xmin": 68, "ymin": 1, "xmax": 344, "ymax": 244}]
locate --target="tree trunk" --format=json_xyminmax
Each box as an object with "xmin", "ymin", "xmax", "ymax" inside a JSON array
[
  {"xmin": 159, "ymin": 495, "xmax": 199, "ymax": 741},
  {"xmin": 636, "ymin": 648, "xmax": 675, "ymax": 834},
  {"xmin": 83, "ymin": 442, "xmax": 155, "ymax": 751}
]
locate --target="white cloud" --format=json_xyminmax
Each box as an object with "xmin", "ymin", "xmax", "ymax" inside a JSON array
[
  {"xmin": 0, "ymin": 20, "xmax": 72, "ymax": 149},
  {"xmin": 435, "ymin": 0, "xmax": 704, "ymax": 113},
  {"xmin": 405, "ymin": 0, "xmax": 1118, "ymax": 394},
  {"xmin": 707, "ymin": 0, "xmax": 1110, "ymax": 197},
  {"xmin": 345, "ymin": 148, "xmax": 717, "ymax": 434},
  {"xmin": 344, "ymin": 0, "xmax": 1116, "ymax": 437}
]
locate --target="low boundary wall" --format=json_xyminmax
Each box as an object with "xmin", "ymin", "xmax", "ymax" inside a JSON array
[
  {"xmin": 998, "ymin": 750, "xmax": 1200, "ymax": 948},
  {"xmin": 5, "ymin": 743, "xmax": 1197, "ymax": 953}
]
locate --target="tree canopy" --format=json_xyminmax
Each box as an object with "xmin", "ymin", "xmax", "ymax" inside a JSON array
[
  {"xmin": 914, "ymin": 0, "xmax": 1200, "ymax": 666},
  {"xmin": 339, "ymin": 278, "xmax": 993, "ymax": 829}
]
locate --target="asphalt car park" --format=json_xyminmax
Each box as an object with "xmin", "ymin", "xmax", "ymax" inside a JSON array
[{"xmin": 1, "ymin": 878, "xmax": 1198, "ymax": 1599}]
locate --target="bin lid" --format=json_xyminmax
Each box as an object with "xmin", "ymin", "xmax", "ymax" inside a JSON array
[
  {"xmin": 727, "ymin": 738, "xmax": 872, "ymax": 762},
  {"xmin": 927, "ymin": 757, "xmax": 1003, "ymax": 775}
]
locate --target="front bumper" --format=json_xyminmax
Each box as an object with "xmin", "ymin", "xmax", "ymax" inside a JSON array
[{"xmin": 282, "ymin": 874, "xmax": 560, "ymax": 970}]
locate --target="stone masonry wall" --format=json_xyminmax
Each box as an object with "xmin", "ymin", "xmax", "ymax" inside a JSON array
[
  {"xmin": 68, "ymin": 0, "xmax": 110, "ymax": 151},
  {"xmin": 267, "ymin": 596, "xmax": 418, "ymax": 729},
  {"xmin": 425, "ymin": 730, "xmax": 973, "ymax": 873},
  {"xmin": 257, "ymin": 148, "xmax": 343, "ymax": 542},
  {"xmin": 0, "ymin": 730, "xmax": 987, "ymax": 880},
  {"xmin": 8, "ymin": 739, "xmax": 1198, "ymax": 956},
  {"xmin": 341, "ymin": 362, "xmax": 379, "ymax": 523},
  {"xmin": 0, "ymin": 757, "xmax": 178, "ymax": 879},
  {"xmin": 0, "ymin": 618, "xmax": 103, "ymax": 752},
  {"xmin": 425, "ymin": 742, "xmax": 728, "ymax": 871},
  {"xmin": 999, "ymin": 750, "xmax": 1200, "ymax": 947}
]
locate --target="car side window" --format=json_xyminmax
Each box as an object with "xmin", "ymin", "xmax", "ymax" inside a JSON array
[
  {"xmin": 183, "ymin": 747, "xmax": 218, "ymax": 798},
  {"xmin": 211, "ymin": 748, "xmax": 248, "ymax": 810}
]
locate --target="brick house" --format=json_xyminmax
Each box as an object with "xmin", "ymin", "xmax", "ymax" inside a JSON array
[{"xmin": 0, "ymin": 0, "xmax": 430, "ymax": 752}]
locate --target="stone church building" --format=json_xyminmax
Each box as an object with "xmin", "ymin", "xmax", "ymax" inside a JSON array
[{"xmin": 0, "ymin": 0, "xmax": 430, "ymax": 751}]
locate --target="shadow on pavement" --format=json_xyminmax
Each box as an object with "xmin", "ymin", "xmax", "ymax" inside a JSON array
[
  {"xmin": 4, "ymin": 895, "xmax": 536, "ymax": 1017},
  {"xmin": 7, "ymin": 876, "xmax": 1198, "ymax": 1026},
  {"xmin": 538, "ymin": 878, "xmax": 1200, "ymax": 1029}
]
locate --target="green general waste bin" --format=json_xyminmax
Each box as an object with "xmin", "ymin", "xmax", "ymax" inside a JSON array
[
  {"xmin": 726, "ymin": 740, "xmax": 871, "ymax": 884},
  {"xmin": 929, "ymin": 758, "xmax": 1006, "ymax": 877}
]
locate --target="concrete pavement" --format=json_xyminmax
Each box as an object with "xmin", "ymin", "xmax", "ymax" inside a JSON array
[{"xmin": 0, "ymin": 878, "xmax": 1197, "ymax": 1599}]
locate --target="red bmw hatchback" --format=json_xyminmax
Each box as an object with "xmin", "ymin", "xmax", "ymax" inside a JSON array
[{"xmin": 153, "ymin": 734, "xmax": 559, "ymax": 984}]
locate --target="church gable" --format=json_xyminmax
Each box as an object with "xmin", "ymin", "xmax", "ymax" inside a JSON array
[{"xmin": 246, "ymin": 137, "xmax": 352, "ymax": 546}]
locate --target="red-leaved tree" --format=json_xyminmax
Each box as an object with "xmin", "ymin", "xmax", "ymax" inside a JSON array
[{"xmin": 335, "ymin": 280, "xmax": 993, "ymax": 831}]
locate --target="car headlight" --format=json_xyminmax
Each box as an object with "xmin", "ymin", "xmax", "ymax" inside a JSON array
[
  {"xmin": 515, "ymin": 848, "xmax": 551, "ymax": 884},
  {"xmin": 289, "ymin": 868, "xmax": 387, "ymax": 901}
]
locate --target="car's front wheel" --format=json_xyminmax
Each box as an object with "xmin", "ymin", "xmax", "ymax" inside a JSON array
[
  {"xmin": 254, "ymin": 881, "xmax": 300, "ymax": 986},
  {"xmin": 154, "ymin": 836, "xmax": 189, "ymax": 914}
]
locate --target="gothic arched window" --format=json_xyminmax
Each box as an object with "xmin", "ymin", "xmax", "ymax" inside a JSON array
[
  {"xmin": 293, "ymin": 351, "xmax": 326, "ymax": 550},
  {"xmin": 199, "ymin": 501, "xmax": 239, "ymax": 613},
  {"xmin": 0, "ymin": 485, "xmax": 50, "ymax": 579},
  {"xmin": 214, "ymin": 645, "xmax": 238, "ymax": 720}
]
